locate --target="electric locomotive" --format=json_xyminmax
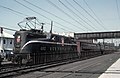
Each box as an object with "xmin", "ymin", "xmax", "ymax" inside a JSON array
[
  {"xmin": 13, "ymin": 17, "xmax": 80, "ymax": 65},
  {"xmin": 13, "ymin": 29, "xmax": 80, "ymax": 65},
  {"xmin": 12, "ymin": 17, "xmax": 116, "ymax": 65}
]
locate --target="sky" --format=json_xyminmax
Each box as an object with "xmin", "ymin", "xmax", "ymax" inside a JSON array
[
  {"xmin": 0, "ymin": 0, "xmax": 120, "ymax": 46},
  {"xmin": 0, "ymin": 0, "xmax": 120, "ymax": 34}
]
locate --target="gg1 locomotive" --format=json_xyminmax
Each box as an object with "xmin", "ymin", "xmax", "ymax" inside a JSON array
[
  {"xmin": 12, "ymin": 17, "xmax": 115, "ymax": 65},
  {"xmin": 12, "ymin": 17, "xmax": 81, "ymax": 65},
  {"xmin": 13, "ymin": 29, "xmax": 80, "ymax": 65}
]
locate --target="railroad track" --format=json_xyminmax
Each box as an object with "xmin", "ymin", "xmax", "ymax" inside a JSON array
[
  {"xmin": 0, "ymin": 59, "xmax": 81, "ymax": 78},
  {"xmin": 0, "ymin": 54, "xmax": 105, "ymax": 78}
]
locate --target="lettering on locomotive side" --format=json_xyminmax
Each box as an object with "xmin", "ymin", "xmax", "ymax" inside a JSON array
[{"xmin": 40, "ymin": 47, "xmax": 46, "ymax": 51}]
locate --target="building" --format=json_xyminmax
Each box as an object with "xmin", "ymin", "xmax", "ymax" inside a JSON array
[
  {"xmin": 0, "ymin": 28, "xmax": 14, "ymax": 60},
  {"xmin": 53, "ymin": 32, "xmax": 74, "ymax": 37}
]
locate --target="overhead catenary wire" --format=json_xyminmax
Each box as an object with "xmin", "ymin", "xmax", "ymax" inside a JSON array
[
  {"xmin": 0, "ymin": 26, "xmax": 17, "ymax": 31},
  {"xmin": 23, "ymin": 0, "xmax": 86, "ymax": 31},
  {"xmin": 14, "ymin": 0, "xmax": 75, "ymax": 32},
  {"xmin": 65, "ymin": 0, "xmax": 97, "ymax": 30},
  {"xmin": 0, "ymin": 5, "xmax": 28, "ymax": 16},
  {"xmin": 58, "ymin": 0, "xmax": 97, "ymax": 31},
  {"xmin": 116, "ymin": 0, "xmax": 120, "ymax": 21},
  {"xmin": 0, "ymin": 4, "xmax": 68, "ymax": 32},
  {"xmin": 58, "ymin": 0, "xmax": 92, "ymax": 31},
  {"xmin": 0, "ymin": 5, "xmax": 28, "ymax": 31},
  {"xmin": 83, "ymin": 0, "xmax": 104, "ymax": 25},
  {"xmin": 46, "ymin": 0, "xmax": 87, "ymax": 31},
  {"xmin": 31, "ymin": 20, "xmax": 68, "ymax": 31},
  {"xmin": 73, "ymin": 0, "xmax": 106, "ymax": 30}
]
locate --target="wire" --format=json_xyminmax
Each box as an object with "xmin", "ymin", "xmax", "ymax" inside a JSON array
[
  {"xmin": 65, "ymin": 0, "xmax": 97, "ymax": 30},
  {"xmin": 116, "ymin": 0, "xmax": 120, "ymax": 21},
  {"xmin": 83, "ymin": 0, "xmax": 107, "ymax": 30},
  {"xmin": 0, "ymin": 4, "xmax": 68, "ymax": 32},
  {"xmin": 14, "ymin": 0, "xmax": 75, "ymax": 32},
  {"xmin": 83, "ymin": 0, "xmax": 104, "ymax": 25},
  {"xmin": 58, "ymin": 0, "xmax": 97, "ymax": 31},
  {"xmin": 0, "ymin": 5, "xmax": 28, "ymax": 16},
  {"xmin": 0, "ymin": 26, "xmax": 17, "ymax": 31},
  {"xmin": 31, "ymin": 20, "xmax": 67, "ymax": 31},
  {"xmin": 73, "ymin": 0, "xmax": 106, "ymax": 30},
  {"xmin": 46, "ymin": 0, "xmax": 86, "ymax": 31},
  {"xmin": 23, "ymin": 0, "xmax": 86, "ymax": 31},
  {"xmin": 36, "ymin": 19, "xmax": 71, "ymax": 32},
  {"xmin": 0, "ymin": 5, "xmax": 28, "ymax": 31}
]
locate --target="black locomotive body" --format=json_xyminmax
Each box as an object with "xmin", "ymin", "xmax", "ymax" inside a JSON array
[
  {"xmin": 13, "ymin": 29, "xmax": 116, "ymax": 65},
  {"xmin": 12, "ymin": 17, "xmax": 116, "ymax": 65},
  {"xmin": 13, "ymin": 29, "xmax": 79, "ymax": 65}
]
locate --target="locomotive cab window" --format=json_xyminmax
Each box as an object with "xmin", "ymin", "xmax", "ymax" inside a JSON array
[
  {"xmin": 14, "ymin": 34, "xmax": 21, "ymax": 48},
  {"xmin": 16, "ymin": 35, "xmax": 21, "ymax": 43}
]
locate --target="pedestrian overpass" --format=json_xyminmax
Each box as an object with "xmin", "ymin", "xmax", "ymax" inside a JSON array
[{"xmin": 74, "ymin": 31, "xmax": 120, "ymax": 39}]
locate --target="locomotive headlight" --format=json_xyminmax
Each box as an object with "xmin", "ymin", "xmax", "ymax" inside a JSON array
[{"xmin": 17, "ymin": 35, "xmax": 21, "ymax": 43}]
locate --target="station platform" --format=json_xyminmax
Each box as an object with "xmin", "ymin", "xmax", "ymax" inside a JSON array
[
  {"xmin": 14, "ymin": 52, "xmax": 120, "ymax": 78},
  {"xmin": 99, "ymin": 56, "xmax": 120, "ymax": 78}
]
